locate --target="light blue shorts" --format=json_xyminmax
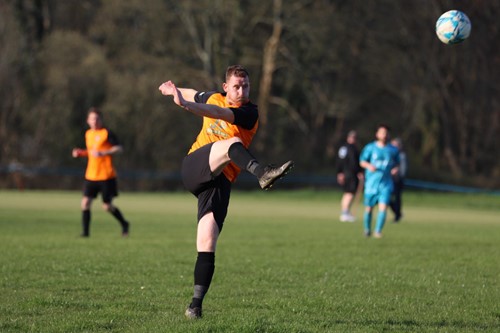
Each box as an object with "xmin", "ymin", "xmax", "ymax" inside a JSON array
[{"xmin": 364, "ymin": 188, "xmax": 392, "ymax": 207}]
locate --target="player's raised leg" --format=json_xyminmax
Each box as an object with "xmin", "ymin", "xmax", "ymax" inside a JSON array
[{"xmin": 209, "ymin": 138, "xmax": 294, "ymax": 190}]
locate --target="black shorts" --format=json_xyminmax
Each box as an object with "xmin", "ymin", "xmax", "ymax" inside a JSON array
[
  {"xmin": 83, "ymin": 178, "xmax": 118, "ymax": 203},
  {"xmin": 342, "ymin": 174, "xmax": 359, "ymax": 194},
  {"xmin": 181, "ymin": 143, "xmax": 231, "ymax": 231}
]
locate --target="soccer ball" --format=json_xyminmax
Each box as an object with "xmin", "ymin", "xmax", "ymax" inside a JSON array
[{"xmin": 435, "ymin": 10, "xmax": 471, "ymax": 44}]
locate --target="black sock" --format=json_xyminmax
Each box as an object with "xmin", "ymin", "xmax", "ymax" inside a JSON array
[
  {"xmin": 82, "ymin": 210, "xmax": 91, "ymax": 236},
  {"xmin": 109, "ymin": 206, "xmax": 129, "ymax": 230},
  {"xmin": 191, "ymin": 252, "xmax": 215, "ymax": 308},
  {"xmin": 228, "ymin": 142, "xmax": 264, "ymax": 177}
]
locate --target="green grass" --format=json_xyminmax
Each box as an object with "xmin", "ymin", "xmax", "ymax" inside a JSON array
[{"xmin": 0, "ymin": 189, "xmax": 499, "ymax": 332}]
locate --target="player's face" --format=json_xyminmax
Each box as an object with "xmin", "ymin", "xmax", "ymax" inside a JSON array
[
  {"xmin": 223, "ymin": 75, "xmax": 250, "ymax": 106},
  {"xmin": 87, "ymin": 112, "xmax": 103, "ymax": 130},
  {"xmin": 376, "ymin": 127, "xmax": 389, "ymax": 143}
]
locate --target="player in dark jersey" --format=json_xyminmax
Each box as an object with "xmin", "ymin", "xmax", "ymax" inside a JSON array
[
  {"xmin": 72, "ymin": 108, "xmax": 130, "ymax": 238},
  {"xmin": 389, "ymin": 138, "xmax": 407, "ymax": 222},
  {"xmin": 159, "ymin": 65, "xmax": 293, "ymax": 319},
  {"xmin": 336, "ymin": 130, "xmax": 363, "ymax": 222}
]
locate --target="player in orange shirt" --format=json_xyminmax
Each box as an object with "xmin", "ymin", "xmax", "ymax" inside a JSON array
[
  {"xmin": 159, "ymin": 65, "xmax": 293, "ymax": 319},
  {"xmin": 72, "ymin": 107, "xmax": 130, "ymax": 238}
]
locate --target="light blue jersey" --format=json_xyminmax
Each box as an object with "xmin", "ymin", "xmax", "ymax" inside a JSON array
[{"xmin": 360, "ymin": 141, "xmax": 400, "ymax": 206}]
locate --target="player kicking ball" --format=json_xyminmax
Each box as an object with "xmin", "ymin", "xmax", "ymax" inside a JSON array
[{"xmin": 159, "ymin": 65, "xmax": 293, "ymax": 319}]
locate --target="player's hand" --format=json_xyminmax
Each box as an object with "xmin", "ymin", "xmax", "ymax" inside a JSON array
[
  {"xmin": 158, "ymin": 81, "xmax": 176, "ymax": 96},
  {"xmin": 72, "ymin": 148, "xmax": 85, "ymax": 158},
  {"xmin": 337, "ymin": 173, "xmax": 345, "ymax": 185},
  {"xmin": 159, "ymin": 81, "xmax": 186, "ymax": 108}
]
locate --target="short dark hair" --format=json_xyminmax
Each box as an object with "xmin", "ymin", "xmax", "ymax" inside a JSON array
[
  {"xmin": 377, "ymin": 123, "xmax": 391, "ymax": 132},
  {"xmin": 225, "ymin": 65, "xmax": 249, "ymax": 81},
  {"xmin": 87, "ymin": 107, "xmax": 102, "ymax": 118}
]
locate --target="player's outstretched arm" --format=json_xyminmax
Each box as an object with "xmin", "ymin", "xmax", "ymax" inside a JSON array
[
  {"xmin": 72, "ymin": 148, "xmax": 88, "ymax": 158},
  {"xmin": 158, "ymin": 81, "xmax": 197, "ymax": 102},
  {"xmin": 159, "ymin": 81, "xmax": 235, "ymax": 123}
]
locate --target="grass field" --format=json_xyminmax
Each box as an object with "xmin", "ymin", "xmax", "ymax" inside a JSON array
[{"xmin": 0, "ymin": 189, "xmax": 499, "ymax": 333}]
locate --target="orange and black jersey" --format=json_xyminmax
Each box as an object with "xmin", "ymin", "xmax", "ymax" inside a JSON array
[
  {"xmin": 188, "ymin": 91, "xmax": 259, "ymax": 182},
  {"xmin": 84, "ymin": 128, "xmax": 120, "ymax": 181},
  {"xmin": 195, "ymin": 91, "xmax": 259, "ymax": 130}
]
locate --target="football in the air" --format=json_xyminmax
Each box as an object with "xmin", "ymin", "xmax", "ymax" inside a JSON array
[{"xmin": 435, "ymin": 10, "xmax": 471, "ymax": 44}]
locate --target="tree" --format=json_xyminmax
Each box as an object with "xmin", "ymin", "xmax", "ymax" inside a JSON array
[{"xmin": 1, "ymin": 0, "xmax": 498, "ymax": 189}]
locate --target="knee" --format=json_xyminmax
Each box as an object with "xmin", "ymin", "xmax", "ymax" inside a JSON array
[
  {"xmin": 102, "ymin": 203, "xmax": 113, "ymax": 212},
  {"xmin": 225, "ymin": 137, "xmax": 244, "ymax": 158},
  {"xmin": 198, "ymin": 238, "xmax": 217, "ymax": 253},
  {"xmin": 227, "ymin": 137, "xmax": 242, "ymax": 145},
  {"xmin": 213, "ymin": 137, "xmax": 242, "ymax": 157},
  {"xmin": 197, "ymin": 229, "xmax": 218, "ymax": 251},
  {"xmin": 197, "ymin": 214, "xmax": 220, "ymax": 252},
  {"xmin": 81, "ymin": 197, "xmax": 92, "ymax": 210}
]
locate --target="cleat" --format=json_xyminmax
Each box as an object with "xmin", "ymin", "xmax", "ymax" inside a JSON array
[
  {"xmin": 364, "ymin": 230, "xmax": 371, "ymax": 238},
  {"xmin": 373, "ymin": 232, "xmax": 383, "ymax": 239},
  {"xmin": 258, "ymin": 161, "xmax": 294, "ymax": 190},
  {"xmin": 185, "ymin": 306, "xmax": 202, "ymax": 319},
  {"xmin": 122, "ymin": 221, "xmax": 130, "ymax": 237},
  {"xmin": 340, "ymin": 214, "xmax": 356, "ymax": 222}
]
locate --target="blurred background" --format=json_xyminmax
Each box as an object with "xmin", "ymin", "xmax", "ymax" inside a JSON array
[{"xmin": 0, "ymin": 0, "xmax": 498, "ymax": 191}]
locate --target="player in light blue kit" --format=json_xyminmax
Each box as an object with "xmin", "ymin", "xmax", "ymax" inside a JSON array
[{"xmin": 359, "ymin": 124, "xmax": 400, "ymax": 238}]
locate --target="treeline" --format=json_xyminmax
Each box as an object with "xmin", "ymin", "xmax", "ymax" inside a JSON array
[{"xmin": 1, "ymin": 0, "xmax": 499, "ymax": 190}]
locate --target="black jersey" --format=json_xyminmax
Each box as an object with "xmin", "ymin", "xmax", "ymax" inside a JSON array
[{"xmin": 336, "ymin": 143, "xmax": 362, "ymax": 176}]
